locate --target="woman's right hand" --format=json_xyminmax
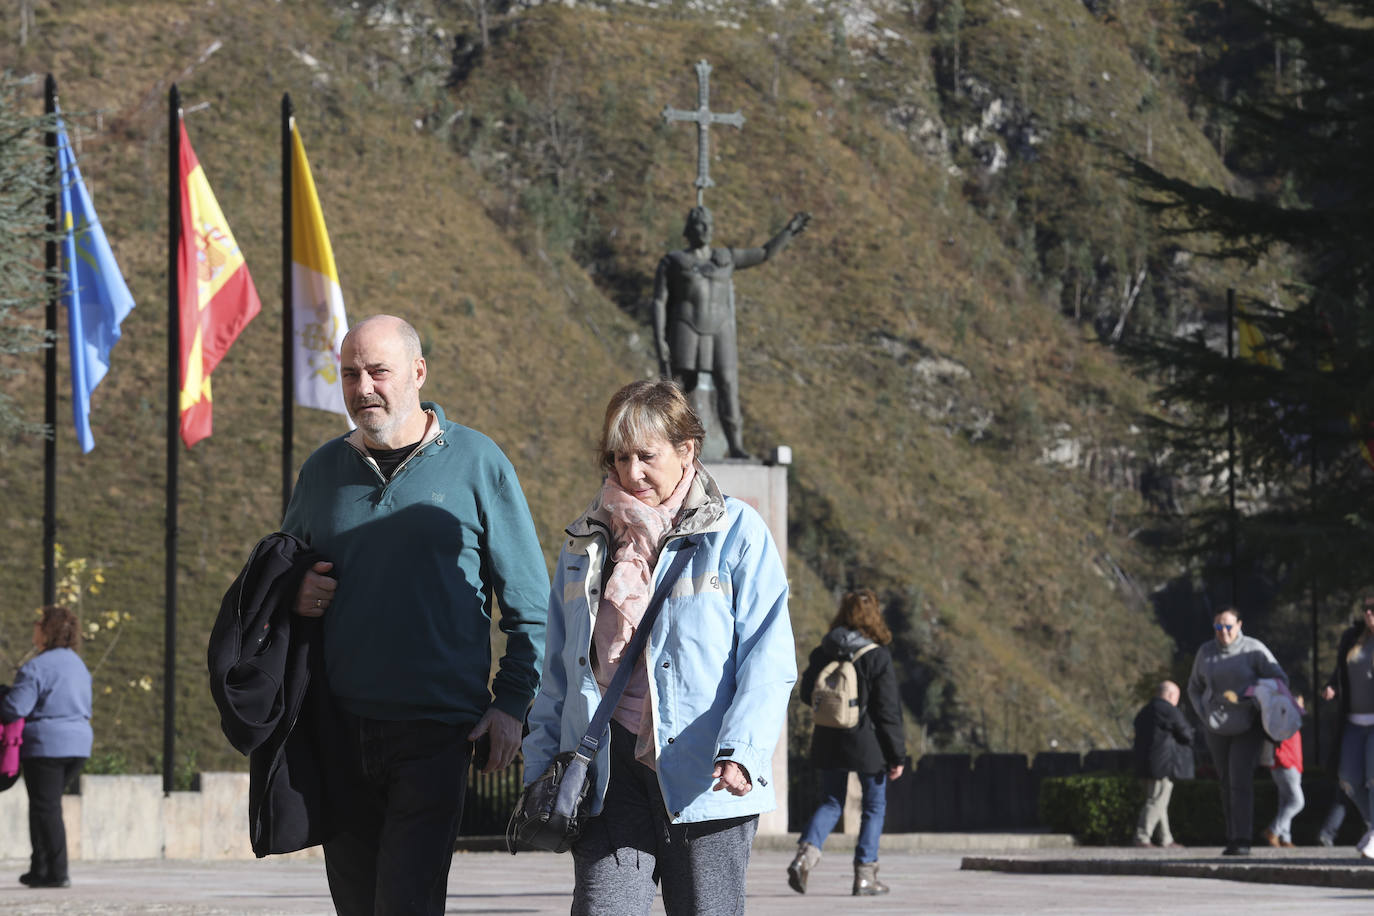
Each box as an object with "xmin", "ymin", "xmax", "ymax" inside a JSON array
[
  {"xmin": 1322, "ymin": 685, "xmax": 1336, "ymax": 701},
  {"xmin": 711, "ymin": 761, "xmax": 753, "ymax": 796}
]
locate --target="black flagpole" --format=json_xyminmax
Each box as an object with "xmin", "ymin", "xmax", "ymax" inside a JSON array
[
  {"xmin": 282, "ymin": 93, "xmax": 294, "ymax": 518},
  {"xmin": 1226, "ymin": 288, "xmax": 1238, "ymax": 607},
  {"xmin": 164, "ymin": 84, "xmax": 181, "ymax": 796},
  {"xmin": 1311, "ymin": 443, "xmax": 1320, "ymax": 761},
  {"xmin": 42, "ymin": 73, "xmax": 58, "ymax": 606}
]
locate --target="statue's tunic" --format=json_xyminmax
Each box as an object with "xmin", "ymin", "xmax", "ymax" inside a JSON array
[{"xmin": 658, "ymin": 247, "xmax": 739, "ymax": 373}]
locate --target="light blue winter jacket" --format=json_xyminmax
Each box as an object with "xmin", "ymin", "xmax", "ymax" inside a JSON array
[
  {"xmin": 523, "ymin": 464, "xmax": 796, "ymax": 825},
  {"xmin": 1, "ymin": 648, "xmax": 93, "ymax": 759}
]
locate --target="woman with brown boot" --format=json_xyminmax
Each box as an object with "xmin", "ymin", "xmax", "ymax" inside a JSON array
[{"xmin": 789, "ymin": 589, "xmax": 906, "ymax": 896}]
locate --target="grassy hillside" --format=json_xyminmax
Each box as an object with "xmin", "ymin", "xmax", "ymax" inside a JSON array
[{"xmin": 0, "ymin": 0, "xmax": 1243, "ymax": 775}]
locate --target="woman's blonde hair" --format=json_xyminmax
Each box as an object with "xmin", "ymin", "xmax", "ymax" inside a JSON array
[
  {"xmin": 598, "ymin": 379, "xmax": 705, "ymax": 473},
  {"xmin": 37, "ymin": 605, "xmax": 81, "ymax": 653},
  {"xmin": 829, "ymin": 589, "xmax": 892, "ymax": 646}
]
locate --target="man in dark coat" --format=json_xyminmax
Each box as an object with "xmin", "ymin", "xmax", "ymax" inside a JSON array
[{"xmin": 1132, "ymin": 679, "xmax": 1194, "ymax": 847}]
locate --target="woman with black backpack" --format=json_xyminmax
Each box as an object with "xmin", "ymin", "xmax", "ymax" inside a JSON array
[{"xmin": 788, "ymin": 589, "xmax": 907, "ymax": 897}]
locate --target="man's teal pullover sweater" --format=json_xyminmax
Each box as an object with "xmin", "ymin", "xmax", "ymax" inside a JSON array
[{"xmin": 282, "ymin": 403, "xmax": 549, "ymax": 724}]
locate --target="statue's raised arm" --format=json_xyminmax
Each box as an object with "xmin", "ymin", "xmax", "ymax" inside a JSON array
[{"xmin": 734, "ymin": 211, "xmax": 812, "ymax": 271}]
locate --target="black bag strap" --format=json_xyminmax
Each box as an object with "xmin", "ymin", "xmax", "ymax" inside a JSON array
[{"xmin": 573, "ymin": 537, "xmax": 696, "ymax": 762}]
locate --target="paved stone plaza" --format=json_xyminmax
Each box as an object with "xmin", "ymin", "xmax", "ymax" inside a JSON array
[{"xmin": 0, "ymin": 847, "xmax": 1371, "ymax": 914}]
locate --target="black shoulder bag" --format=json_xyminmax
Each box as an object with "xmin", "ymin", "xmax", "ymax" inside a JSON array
[{"xmin": 507, "ymin": 539, "xmax": 696, "ymax": 854}]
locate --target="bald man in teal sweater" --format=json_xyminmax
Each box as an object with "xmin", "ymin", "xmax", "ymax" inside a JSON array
[{"xmin": 283, "ymin": 314, "xmax": 549, "ymax": 916}]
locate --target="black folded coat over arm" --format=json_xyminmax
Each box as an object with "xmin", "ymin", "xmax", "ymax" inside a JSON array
[{"xmin": 207, "ymin": 531, "xmax": 337, "ymax": 857}]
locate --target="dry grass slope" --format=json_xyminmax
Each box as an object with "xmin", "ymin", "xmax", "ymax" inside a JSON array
[{"xmin": 0, "ymin": 0, "xmax": 1223, "ymax": 773}]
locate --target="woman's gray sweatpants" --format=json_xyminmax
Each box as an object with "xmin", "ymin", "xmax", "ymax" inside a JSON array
[{"xmin": 571, "ymin": 720, "xmax": 759, "ymax": 916}]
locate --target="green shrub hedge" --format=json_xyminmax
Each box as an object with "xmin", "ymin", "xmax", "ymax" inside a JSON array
[{"xmin": 1038, "ymin": 769, "xmax": 1365, "ymax": 846}]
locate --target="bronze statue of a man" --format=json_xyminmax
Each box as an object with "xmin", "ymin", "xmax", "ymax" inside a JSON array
[{"xmin": 653, "ymin": 206, "xmax": 810, "ymax": 459}]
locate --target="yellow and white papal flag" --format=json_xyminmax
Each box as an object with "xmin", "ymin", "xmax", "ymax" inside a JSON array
[{"xmin": 290, "ymin": 119, "xmax": 349, "ymax": 416}]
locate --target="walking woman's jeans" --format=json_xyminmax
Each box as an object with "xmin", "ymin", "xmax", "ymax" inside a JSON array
[
  {"xmin": 1338, "ymin": 721, "xmax": 1374, "ymax": 828},
  {"xmin": 799, "ymin": 769, "xmax": 888, "ymax": 863},
  {"xmin": 1267, "ymin": 766, "xmax": 1305, "ymax": 842}
]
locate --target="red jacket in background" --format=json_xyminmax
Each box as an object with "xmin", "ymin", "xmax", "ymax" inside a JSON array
[{"xmin": 1273, "ymin": 730, "xmax": 1303, "ymax": 772}]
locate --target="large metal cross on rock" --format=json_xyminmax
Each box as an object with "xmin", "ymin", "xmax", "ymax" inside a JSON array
[{"xmin": 661, "ymin": 59, "xmax": 744, "ymax": 205}]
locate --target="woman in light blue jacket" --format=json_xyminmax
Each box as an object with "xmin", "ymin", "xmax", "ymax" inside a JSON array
[
  {"xmin": 0, "ymin": 606, "xmax": 93, "ymax": 889},
  {"xmin": 523, "ymin": 379, "xmax": 795, "ymax": 916}
]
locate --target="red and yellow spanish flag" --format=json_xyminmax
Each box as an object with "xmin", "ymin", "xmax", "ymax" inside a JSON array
[{"xmin": 177, "ymin": 118, "xmax": 261, "ymax": 448}]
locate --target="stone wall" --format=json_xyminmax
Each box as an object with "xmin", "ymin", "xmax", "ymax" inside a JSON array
[{"xmin": 0, "ymin": 773, "xmax": 320, "ymax": 861}]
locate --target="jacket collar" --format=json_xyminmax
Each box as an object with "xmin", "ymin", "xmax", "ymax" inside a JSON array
[
  {"xmin": 343, "ymin": 402, "xmax": 443, "ymax": 455},
  {"xmin": 566, "ymin": 460, "xmax": 728, "ymax": 540}
]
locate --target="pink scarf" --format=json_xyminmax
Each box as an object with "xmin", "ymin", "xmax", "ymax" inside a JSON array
[{"xmin": 594, "ymin": 462, "xmax": 696, "ymax": 768}]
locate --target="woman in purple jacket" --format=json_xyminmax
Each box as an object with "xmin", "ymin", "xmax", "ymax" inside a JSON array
[{"xmin": 0, "ymin": 606, "xmax": 93, "ymax": 889}]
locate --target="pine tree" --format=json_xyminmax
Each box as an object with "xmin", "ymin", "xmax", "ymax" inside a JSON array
[
  {"xmin": 1126, "ymin": 0, "xmax": 1374, "ymax": 601},
  {"xmin": 0, "ymin": 72, "xmax": 56, "ymax": 437}
]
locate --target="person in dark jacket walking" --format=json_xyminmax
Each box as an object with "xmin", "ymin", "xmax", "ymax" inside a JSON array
[
  {"xmin": 788, "ymin": 589, "xmax": 906, "ymax": 897},
  {"xmin": 0, "ymin": 606, "xmax": 92, "ymax": 889},
  {"xmin": 1320, "ymin": 595, "xmax": 1374, "ymax": 857},
  {"xmin": 1132, "ymin": 680, "xmax": 1193, "ymax": 848}
]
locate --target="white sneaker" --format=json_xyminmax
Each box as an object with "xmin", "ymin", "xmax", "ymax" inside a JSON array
[{"xmin": 1357, "ymin": 829, "xmax": 1374, "ymax": 859}]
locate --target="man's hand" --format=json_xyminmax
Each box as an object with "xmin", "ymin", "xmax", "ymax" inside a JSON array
[
  {"xmin": 787, "ymin": 211, "xmax": 812, "ymax": 236},
  {"xmin": 468, "ymin": 708, "xmax": 522, "ymax": 775},
  {"xmin": 888, "ymin": 763, "xmax": 905, "ymax": 781},
  {"xmin": 294, "ymin": 561, "xmax": 336, "ymax": 617},
  {"xmin": 711, "ymin": 760, "xmax": 752, "ymax": 797},
  {"xmin": 1322, "ymin": 685, "xmax": 1336, "ymax": 701}
]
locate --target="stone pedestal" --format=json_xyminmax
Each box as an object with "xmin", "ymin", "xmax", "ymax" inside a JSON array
[{"xmin": 704, "ymin": 458, "xmax": 790, "ymax": 835}]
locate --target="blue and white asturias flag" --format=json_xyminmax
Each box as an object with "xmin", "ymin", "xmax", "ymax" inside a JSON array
[{"xmin": 57, "ymin": 112, "xmax": 135, "ymax": 452}]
